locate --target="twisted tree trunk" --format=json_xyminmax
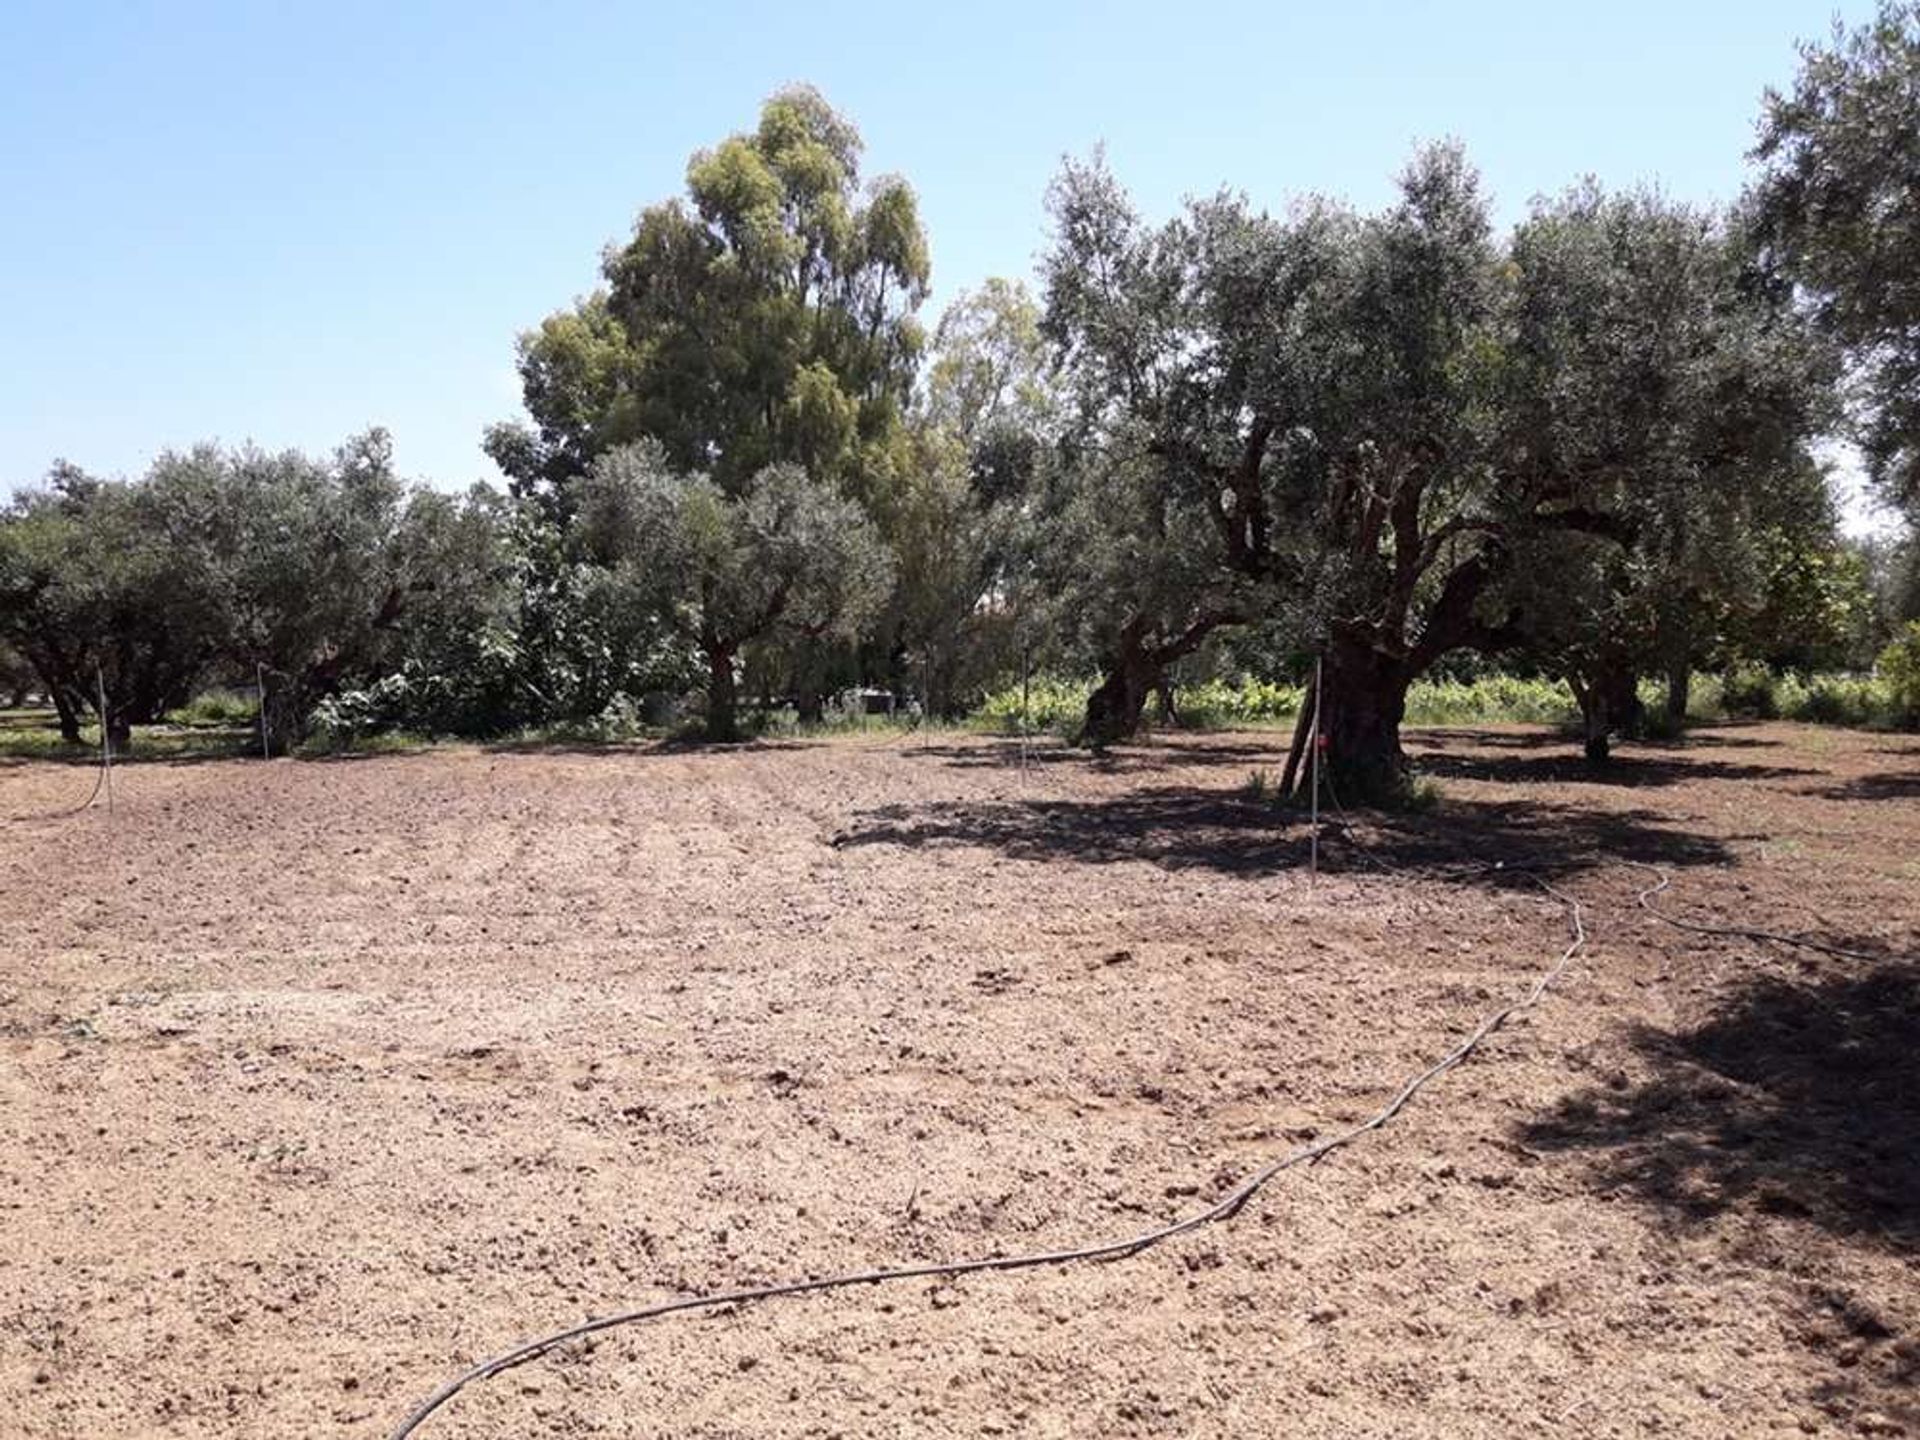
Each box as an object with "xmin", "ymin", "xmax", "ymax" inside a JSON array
[
  {"xmin": 1080, "ymin": 612, "xmax": 1235, "ymax": 747},
  {"xmin": 1292, "ymin": 636, "xmax": 1413, "ymax": 804},
  {"xmin": 1082, "ymin": 633, "xmax": 1160, "ymax": 747},
  {"xmin": 704, "ymin": 644, "xmax": 740, "ymax": 742},
  {"xmin": 1664, "ymin": 660, "xmax": 1691, "ymax": 723}
]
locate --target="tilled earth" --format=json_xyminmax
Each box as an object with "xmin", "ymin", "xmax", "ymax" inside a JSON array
[{"xmin": 1, "ymin": 722, "xmax": 1916, "ymax": 1439}]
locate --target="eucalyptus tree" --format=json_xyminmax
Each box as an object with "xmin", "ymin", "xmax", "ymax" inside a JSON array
[
  {"xmin": 925, "ymin": 277, "xmax": 1057, "ymax": 502},
  {"xmin": 887, "ymin": 279, "xmax": 1060, "ymax": 715},
  {"xmin": 486, "ymin": 86, "xmax": 931, "ymax": 513},
  {"xmin": 884, "ymin": 429, "xmax": 1000, "ymax": 716},
  {"xmin": 1754, "ymin": 1, "xmax": 1920, "ymax": 510},
  {"xmin": 572, "ymin": 441, "xmax": 890, "ymax": 741}
]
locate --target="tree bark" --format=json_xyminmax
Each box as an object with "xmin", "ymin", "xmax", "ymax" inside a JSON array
[
  {"xmin": 1309, "ymin": 636, "xmax": 1413, "ymax": 803},
  {"xmin": 1081, "ymin": 638, "xmax": 1158, "ymax": 747},
  {"xmin": 1664, "ymin": 660, "xmax": 1691, "ymax": 723},
  {"xmin": 1570, "ymin": 658, "xmax": 1642, "ymax": 764},
  {"xmin": 1606, "ymin": 665, "xmax": 1645, "ymax": 740},
  {"xmin": 704, "ymin": 644, "xmax": 739, "ymax": 742},
  {"xmin": 1278, "ymin": 673, "xmax": 1318, "ymax": 800},
  {"xmin": 1080, "ymin": 612, "xmax": 1236, "ymax": 747},
  {"xmin": 50, "ymin": 686, "xmax": 82, "ymax": 744},
  {"xmin": 1574, "ymin": 677, "xmax": 1612, "ymax": 764}
]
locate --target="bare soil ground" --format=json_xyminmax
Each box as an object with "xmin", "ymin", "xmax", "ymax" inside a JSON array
[{"xmin": 2, "ymin": 722, "xmax": 1917, "ymax": 1439}]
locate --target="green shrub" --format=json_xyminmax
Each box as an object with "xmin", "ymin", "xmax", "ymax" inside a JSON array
[
  {"xmin": 1403, "ymin": 675, "xmax": 1575, "ymax": 725},
  {"xmin": 973, "ymin": 672, "xmax": 1584, "ymax": 733},
  {"xmin": 1877, "ymin": 622, "xmax": 1920, "ymax": 728},
  {"xmin": 1720, "ymin": 661, "xmax": 1780, "ymax": 719},
  {"xmin": 969, "ymin": 665, "xmax": 1910, "ymax": 737},
  {"xmin": 165, "ymin": 688, "xmax": 258, "ymax": 728},
  {"xmin": 972, "ymin": 676, "xmax": 1094, "ymax": 735},
  {"xmin": 1684, "ymin": 672, "xmax": 1726, "ymax": 721},
  {"xmin": 1797, "ymin": 674, "xmax": 1884, "ymax": 726},
  {"xmin": 305, "ymin": 675, "xmax": 413, "ymax": 750},
  {"xmin": 1174, "ymin": 676, "xmax": 1303, "ymax": 728}
]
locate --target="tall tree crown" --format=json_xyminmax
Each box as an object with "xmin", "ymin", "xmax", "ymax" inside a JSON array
[{"xmin": 489, "ymin": 86, "xmax": 931, "ymax": 508}]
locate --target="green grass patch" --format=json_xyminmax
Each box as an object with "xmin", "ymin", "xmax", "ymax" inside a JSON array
[
  {"xmin": 0, "ymin": 708, "xmax": 258, "ymax": 762},
  {"xmin": 165, "ymin": 688, "xmax": 259, "ymax": 728},
  {"xmin": 972, "ymin": 673, "xmax": 1579, "ymax": 735}
]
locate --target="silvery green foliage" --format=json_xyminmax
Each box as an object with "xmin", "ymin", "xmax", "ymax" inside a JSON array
[
  {"xmin": 1494, "ymin": 184, "xmax": 1838, "ymax": 710},
  {"xmin": 1755, "ymin": 1, "xmax": 1920, "ymax": 508},
  {"xmin": 574, "ymin": 440, "xmax": 891, "ymax": 737}
]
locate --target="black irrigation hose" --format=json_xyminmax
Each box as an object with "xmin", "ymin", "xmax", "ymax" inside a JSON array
[
  {"xmin": 387, "ymin": 872, "xmax": 1587, "ymax": 1439},
  {"xmin": 8, "ymin": 746, "xmax": 108, "ymax": 823},
  {"xmin": 1627, "ymin": 860, "xmax": 1909, "ymax": 963}
]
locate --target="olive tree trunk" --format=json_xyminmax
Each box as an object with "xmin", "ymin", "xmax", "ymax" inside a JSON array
[
  {"xmin": 1080, "ymin": 612, "xmax": 1235, "ymax": 748},
  {"xmin": 704, "ymin": 644, "xmax": 740, "ymax": 742},
  {"xmin": 1295, "ymin": 638, "xmax": 1414, "ymax": 804},
  {"xmin": 1664, "ymin": 660, "xmax": 1691, "ymax": 723},
  {"xmin": 1082, "ymin": 640, "xmax": 1160, "ymax": 747}
]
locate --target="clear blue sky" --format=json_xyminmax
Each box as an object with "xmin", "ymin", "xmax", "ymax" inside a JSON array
[{"xmin": 0, "ymin": 0, "xmax": 1881, "ymax": 500}]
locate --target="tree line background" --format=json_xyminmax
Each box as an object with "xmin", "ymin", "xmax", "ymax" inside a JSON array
[{"xmin": 5, "ymin": 6, "xmax": 1920, "ymax": 797}]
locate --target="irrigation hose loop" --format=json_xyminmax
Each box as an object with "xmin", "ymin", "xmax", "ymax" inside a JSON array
[{"xmin": 1627, "ymin": 859, "xmax": 1906, "ymax": 963}]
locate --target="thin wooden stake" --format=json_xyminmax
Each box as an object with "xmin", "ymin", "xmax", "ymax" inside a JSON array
[
  {"xmin": 1309, "ymin": 654, "xmax": 1322, "ymax": 882},
  {"xmin": 96, "ymin": 662, "xmax": 114, "ymax": 815},
  {"xmin": 257, "ymin": 663, "xmax": 271, "ymax": 760}
]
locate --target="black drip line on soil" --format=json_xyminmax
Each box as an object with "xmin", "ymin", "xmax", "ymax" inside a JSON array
[
  {"xmin": 386, "ymin": 863, "xmax": 1590, "ymax": 1438},
  {"xmin": 387, "ymin": 781, "xmax": 1912, "ymax": 1437}
]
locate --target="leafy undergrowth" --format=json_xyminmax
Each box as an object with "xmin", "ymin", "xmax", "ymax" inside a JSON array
[{"xmin": 972, "ymin": 668, "xmax": 1915, "ymax": 737}]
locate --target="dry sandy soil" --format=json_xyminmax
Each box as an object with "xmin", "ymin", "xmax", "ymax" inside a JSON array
[{"xmin": 1, "ymin": 722, "xmax": 1916, "ymax": 1439}]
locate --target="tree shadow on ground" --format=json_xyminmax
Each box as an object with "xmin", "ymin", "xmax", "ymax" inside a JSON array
[
  {"xmin": 1519, "ymin": 961, "xmax": 1920, "ymax": 1252},
  {"xmin": 1407, "ymin": 727, "xmax": 1574, "ymax": 751},
  {"xmin": 832, "ymin": 785, "xmax": 1737, "ymax": 879},
  {"xmin": 480, "ymin": 735, "xmax": 809, "ymax": 758},
  {"xmin": 1407, "ymin": 726, "xmax": 1787, "ymax": 753},
  {"xmin": 0, "ymin": 743, "xmax": 257, "ymax": 769},
  {"xmin": 1407, "ymin": 747, "xmax": 1819, "ymax": 789},
  {"xmin": 904, "ymin": 738, "xmax": 1287, "ymax": 775},
  {"xmin": 1808, "ymin": 769, "xmax": 1920, "ymax": 803}
]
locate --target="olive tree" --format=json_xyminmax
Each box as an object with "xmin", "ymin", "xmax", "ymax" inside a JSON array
[
  {"xmin": 573, "ymin": 441, "xmax": 891, "ymax": 740},
  {"xmin": 1754, "ymin": 2, "xmax": 1920, "ymax": 509},
  {"xmin": 1039, "ymin": 156, "xmax": 1358, "ymax": 746},
  {"xmin": 0, "ymin": 463, "xmax": 228, "ymax": 746},
  {"xmin": 1494, "ymin": 187, "xmax": 1836, "ymax": 757}
]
